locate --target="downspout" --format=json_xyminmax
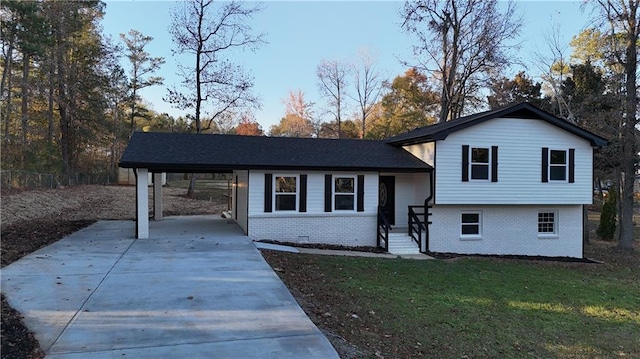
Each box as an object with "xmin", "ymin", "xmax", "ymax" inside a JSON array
[
  {"xmin": 134, "ymin": 169, "xmax": 138, "ymax": 236},
  {"xmin": 423, "ymin": 168, "xmax": 435, "ymax": 253}
]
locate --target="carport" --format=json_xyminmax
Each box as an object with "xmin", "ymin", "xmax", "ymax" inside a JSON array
[{"xmin": 119, "ymin": 133, "xmax": 241, "ymax": 239}]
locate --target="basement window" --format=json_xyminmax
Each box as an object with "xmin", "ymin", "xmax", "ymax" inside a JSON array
[
  {"xmin": 538, "ymin": 211, "xmax": 558, "ymax": 238},
  {"xmin": 461, "ymin": 211, "xmax": 482, "ymax": 239}
]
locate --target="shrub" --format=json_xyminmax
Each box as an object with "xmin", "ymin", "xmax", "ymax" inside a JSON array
[{"xmin": 596, "ymin": 187, "xmax": 617, "ymax": 241}]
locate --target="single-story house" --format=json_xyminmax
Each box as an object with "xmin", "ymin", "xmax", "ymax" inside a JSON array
[{"xmin": 119, "ymin": 102, "xmax": 608, "ymax": 258}]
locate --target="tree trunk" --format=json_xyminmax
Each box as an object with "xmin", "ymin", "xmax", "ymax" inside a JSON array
[
  {"xmin": 21, "ymin": 54, "xmax": 29, "ymax": 166},
  {"xmin": 3, "ymin": 46, "xmax": 14, "ymax": 141},
  {"xmin": 47, "ymin": 52, "xmax": 55, "ymax": 144},
  {"xmin": 55, "ymin": 28, "xmax": 72, "ymax": 177},
  {"xmin": 1, "ymin": 36, "xmax": 14, "ymax": 140},
  {"xmin": 618, "ymin": 2, "xmax": 638, "ymax": 251},
  {"xmin": 187, "ymin": 173, "xmax": 197, "ymax": 197}
]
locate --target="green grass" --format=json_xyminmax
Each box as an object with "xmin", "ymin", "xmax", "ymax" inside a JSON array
[
  {"xmin": 273, "ymin": 254, "xmax": 640, "ymax": 358},
  {"xmin": 166, "ymin": 179, "xmax": 231, "ymax": 200}
]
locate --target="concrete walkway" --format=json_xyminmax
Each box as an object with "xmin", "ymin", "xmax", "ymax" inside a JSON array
[{"xmin": 1, "ymin": 216, "xmax": 339, "ymax": 358}]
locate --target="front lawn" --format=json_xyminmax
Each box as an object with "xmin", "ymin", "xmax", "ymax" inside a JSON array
[{"xmin": 262, "ymin": 243, "xmax": 640, "ymax": 358}]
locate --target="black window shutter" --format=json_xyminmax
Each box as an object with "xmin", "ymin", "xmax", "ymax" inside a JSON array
[
  {"xmin": 324, "ymin": 174, "xmax": 332, "ymax": 212},
  {"xmin": 541, "ymin": 147, "xmax": 549, "ymax": 183},
  {"xmin": 462, "ymin": 145, "xmax": 469, "ymax": 182},
  {"xmin": 568, "ymin": 148, "xmax": 575, "ymax": 183},
  {"xmin": 299, "ymin": 175, "xmax": 307, "ymax": 212},
  {"xmin": 491, "ymin": 146, "xmax": 498, "ymax": 182},
  {"xmin": 264, "ymin": 173, "xmax": 272, "ymax": 212},
  {"xmin": 357, "ymin": 175, "xmax": 365, "ymax": 212}
]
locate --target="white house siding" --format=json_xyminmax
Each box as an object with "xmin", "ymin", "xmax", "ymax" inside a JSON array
[
  {"xmin": 247, "ymin": 170, "xmax": 378, "ymax": 245},
  {"xmin": 403, "ymin": 142, "xmax": 435, "ymax": 166},
  {"xmin": 381, "ymin": 172, "xmax": 431, "ymax": 227},
  {"xmin": 432, "ymin": 117, "xmax": 593, "ymax": 205},
  {"xmin": 232, "ymin": 170, "xmax": 249, "ymax": 233},
  {"xmin": 429, "ymin": 205, "xmax": 583, "ymax": 258}
]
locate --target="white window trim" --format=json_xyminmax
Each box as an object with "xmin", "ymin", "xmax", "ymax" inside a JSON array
[
  {"xmin": 273, "ymin": 174, "xmax": 299, "ymax": 212},
  {"xmin": 333, "ymin": 175, "xmax": 356, "ymax": 211},
  {"xmin": 537, "ymin": 210, "xmax": 559, "ymax": 239},
  {"xmin": 470, "ymin": 147, "xmax": 491, "ymax": 181},
  {"xmin": 548, "ymin": 149, "xmax": 568, "ymax": 182},
  {"xmin": 460, "ymin": 210, "xmax": 482, "ymax": 240}
]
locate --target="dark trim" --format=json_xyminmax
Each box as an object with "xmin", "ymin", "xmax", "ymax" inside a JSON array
[
  {"xmin": 134, "ymin": 169, "xmax": 139, "ymax": 237},
  {"xmin": 582, "ymin": 204, "xmax": 586, "ymax": 259},
  {"xmin": 568, "ymin": 148, "xmax": 575, "ymax": 183},
  {"xmin": 541, "ymin": 147, "xmax": 549, "ymax": 183},
  {"xmin": 491, "ymin": 146, "xmax": 498, "ymax": 182},
  {"xmin": 118, "ymin": 163, "xmax": 431, "ymax": 173},
  {"xmin": 432, "ymin": 144, "xmax": 437, "ymax": 204},
  {"xmin": 264, "ymin": 173, "xmax": 272, "ymax": 212},
  {"xmin": 299, "ymin": 174, "xmax": 307, "ymax": 212},
  {"xmin": 246, "ymin": 171, "xmax": 250, "ymax": 236},
  {"xmin": 387, "ymin": 102, "xmax": 609, "ymax": 147},
  {"xmin": 461, "ymin": 145, "xmax": 469, "ymax": 182},
  {"xmin": 357, "ymin": 174, "xmax": 365, "ymax": 212},
  {"xmin": 324, "ymin": 174, "xmax": 332, "ymax": 212}
]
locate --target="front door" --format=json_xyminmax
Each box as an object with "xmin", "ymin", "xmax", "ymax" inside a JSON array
[{"xmin": 379, "ymin": 176, "xmax": 395, "ymax": 225}]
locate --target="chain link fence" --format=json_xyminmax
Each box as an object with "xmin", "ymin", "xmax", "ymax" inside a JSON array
[{"xmin": 1, "ymin": 170, "xmax": 116, "ymax": 189}]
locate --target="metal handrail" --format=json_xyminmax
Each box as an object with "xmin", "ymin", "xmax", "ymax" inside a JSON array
[
  {"xmin": 377, "ymin": 206, "xmax": 390, "ymax": 251},
  {"xmin": 408, "ymin": 206, "xmax": 424, "ymax": 248}
]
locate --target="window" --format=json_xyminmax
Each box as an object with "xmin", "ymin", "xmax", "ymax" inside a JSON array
[
  {"xmin": 471, "ymin": 147, "xmax": 490, "ymax": 180},
  {"xmin": 538, "ymin": 212, "xmax": 556, "ymax": 235},
  {"xmin": 461, "ymin": 212, "xmax": 481, "ymax": 237},
  {"xmin": 334, "ymin": 177, "xmax": 355, "ymax": 210},
  {"xmin": 462, "ymin": 145, "xmax": 497, "ymax": 182},
  {"xmin": 275, "ymin": 176, "xmax": 297, "ymax": 211},
  {"xmin": 549, "ymin": 150, "xmax": 567, "ymax": 181}
]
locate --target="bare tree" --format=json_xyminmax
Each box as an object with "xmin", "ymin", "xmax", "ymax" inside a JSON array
[
  {"xmin": 167, "ymin": 0, "xmax": 265, "ymax": 196},
  {"xmin": 350, "ymin": 49, "xmax": 382, "ymax": 138},
  {"xmin": 317, "ymin": 59, "xmax": 350, "ymax": 138},
  {"xmin": 592, "ymin": 0, "xmax": 639, "ymax": 250},
  {"xmin": 284, "ymin": 89, "xmax": 315, "ymax": 122},
  {"xmin": 120, "ymin": 29, "xmax": 165, "ymax": 137},
  {"xmin": 401, "ymin": 0, "xmax": 521, "ymax": 122},
  {"xmin": 533, "ymin": 23, "xmax": 574, "ymax": 121}
]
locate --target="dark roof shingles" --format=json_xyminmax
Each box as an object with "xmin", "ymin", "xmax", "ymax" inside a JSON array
[{"xmin": 119, "ymin": 133, "xmax": 431, "ymax": 172}]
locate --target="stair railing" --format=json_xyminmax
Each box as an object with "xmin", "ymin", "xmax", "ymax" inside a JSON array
[
  {"xmin": 408, "ymin": 206, "xmax": 424, "ymax": 249},
  {"xmin": 377, "ymin": 206, "xmax": 390, "ymax": 251}
]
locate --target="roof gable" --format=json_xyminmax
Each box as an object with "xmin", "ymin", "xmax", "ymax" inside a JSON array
[
  {"xmin": 119, "ymin": 132, "xmax": 431, "ymax": 173},
  {"xmin": 386, "ymin": 102, "xmax": 609, "ymax": 147}
]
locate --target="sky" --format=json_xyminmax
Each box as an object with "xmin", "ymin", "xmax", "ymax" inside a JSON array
[{"xmin": 101, "ymin": 1, "xmax": 593, "ymax": 131}]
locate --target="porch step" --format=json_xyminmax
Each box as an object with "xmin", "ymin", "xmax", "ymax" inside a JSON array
[{"xmin": 387, "ymin": 233, "xmax": 421, "ymax": 255}]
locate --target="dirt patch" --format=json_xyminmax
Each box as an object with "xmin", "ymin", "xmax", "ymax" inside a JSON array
[
  {"xmin": 1, "ymin": 184, "xmax": 226, "ymax": 359},
  {"xmin": 1, "ymin": 185, "xmax": 225, "ymax": 229}
]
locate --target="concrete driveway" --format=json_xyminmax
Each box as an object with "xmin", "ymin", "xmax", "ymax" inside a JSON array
[{"xmin": 1, "ymin": 216, "xmax": 339, "ymax": 358}]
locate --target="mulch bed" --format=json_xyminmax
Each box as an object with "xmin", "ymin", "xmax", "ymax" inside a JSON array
[
  {"xmin": 1, "ymin": 294, "xmax": 45, "ymax": 359},
  {"xmin": 255, "ymin": 239, "xmax": 386, "ymax": 253},
  {"xmin": 1, "ymin": 219, "xmax": 95, "ymax": 267},
  {"xmin": 1, "ymin": 219, "xmax": 95, "ymax": 359}
]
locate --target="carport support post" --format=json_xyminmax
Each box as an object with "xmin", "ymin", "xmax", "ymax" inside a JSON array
[
  {"xmin": 136, "ymin": 168, "xmax": 149, "ymax": 239},
  {"xmin": 153, "ymin": 172, "xmax": 163, "ymax": 221}
]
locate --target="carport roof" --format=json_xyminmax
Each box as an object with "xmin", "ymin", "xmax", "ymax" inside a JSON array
[{"xmin": 119, "ymin": 132, "xmax": 432, "ymax": 173}]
